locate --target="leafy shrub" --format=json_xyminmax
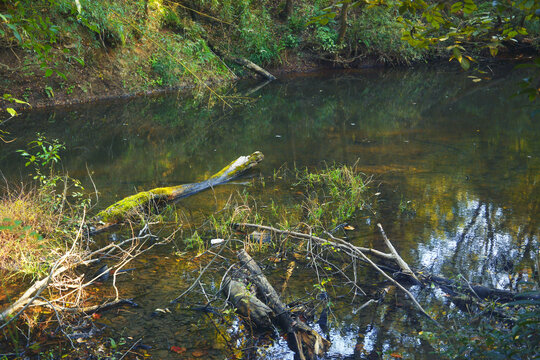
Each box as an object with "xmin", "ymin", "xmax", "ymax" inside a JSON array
[
  {"xmin": 283, "ymin": 33, "xmax": 300, "ymax": 48},
  {"xmin": 423, "ymin": 297, "xmax": 540, "ymax": 360},
  {"xmin": 349, "ymin": 6, "xmax": 425, "ymax": 64},
  {"xmin": 1, "ymin": 135, "xmax": 89, "ymax": 277},
  {"xmin": 233, "ymin": 4, "xmax": 283, "ymax": 65},
  {"xmin": 315, "ymin": 26, "xmax": 339, "ymax": 53}
]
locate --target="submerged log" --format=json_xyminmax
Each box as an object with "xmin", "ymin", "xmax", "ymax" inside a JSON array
[
  {"xmin": 223, "ymin": 250, "xmax": 330, "ymax": 360},
  {"xmin": 221, "ymin": 278, "xmax": 274, "ymax": 329},
  {"xmin": 95, "ymin": 152, "xmax": 264, "ymax": 224}
]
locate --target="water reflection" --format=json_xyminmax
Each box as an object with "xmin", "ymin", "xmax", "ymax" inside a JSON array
[{"xmin": 1, "ymin": 66, "xmax": 538, "ymax": 359}]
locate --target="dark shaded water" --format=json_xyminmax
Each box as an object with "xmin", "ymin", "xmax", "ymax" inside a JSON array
[{"xmin": 1, "ymin": 66, "xmax": 539, "ymax": 359}]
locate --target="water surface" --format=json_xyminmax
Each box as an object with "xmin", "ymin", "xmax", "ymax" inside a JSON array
[{"xmin": 1, "ymin": 66, "xmax": 538, "ymax": 359}]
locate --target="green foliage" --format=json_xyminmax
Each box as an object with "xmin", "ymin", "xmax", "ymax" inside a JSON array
[
  {"xmin": 16, "ymin": 134, "xmax": 88, "ymax": 208},
  {"xmin": 238, "ymin": 7, "xmax": 283, "ymax": 65},
  {"xmin": 314, "ymin": 25, "xmax": 340, "ymax": 52},
  {"xmin": 1, "ymin": 135, "xmax": 89, "ymax": 278},
  {"xmin": 184, "ymin": 230, "xmax": 205, "ymax": 252},
  {"xmin": 283, "ymin": 33, "xmax": 300, "ymax": 48},
  {"xmin": 288, "ymin": 13, "xmax": 308, "ymax": 33},
  {"xmin": 160, "ymin": 7, "xmax": 183, "ymax": 31},
  {"xmin": 0, "ymin": 1, "xmax": 85, "ymax": 79},
  {"xmin": 295, "ymin": 164, "xmax": 371, "ymax": 230},
  {"xmin": 17, "ymin": 134, "xmax": 64, "ymax": 185},
  {"xmin": 423, "ymin": 297, "xmax": 540, "ymax": 359},
  {"xmin": 75, "ymin": 0, "xmax": 144, "ymax": 47},
  {"xmin": 349, "ymin": 6, "xmax": 425, "ymax": 63},
  {"xmin": 1, "ymin": 94, "xmax": 30, "ymax": 120},
  {"xmin": 397, "ymin": 0, "xmax": 539, "ymax": 70},
  {"xmin": 44, "ymin": 85, "xmax": 55, "ymax": 98}
]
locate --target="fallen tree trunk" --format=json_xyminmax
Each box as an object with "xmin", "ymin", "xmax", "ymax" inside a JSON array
[
  {"xmin": 233, "ymin": 58, "xmax": 277, "ymax": 81},
  {"xmin": 95, "ymin": 152, "xmax": 264, "ymax": 224},
  {"xmin": 222, "ymin": 250, "xmax": 330, "ymax": 360}
]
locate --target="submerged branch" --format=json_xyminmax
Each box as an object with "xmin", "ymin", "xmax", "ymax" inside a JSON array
[{"xmin": 234, "ymin": 222, "xmax": 437, "ymax": 324}]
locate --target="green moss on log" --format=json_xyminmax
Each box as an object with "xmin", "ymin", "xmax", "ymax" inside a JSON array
[{"xmin": 96, "ymin": 187, "xmax": 175, "ymax": 223}]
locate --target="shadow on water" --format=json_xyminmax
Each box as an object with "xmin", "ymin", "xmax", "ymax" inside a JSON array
[{"xmin": 1, "ymin": 66, "xmax": 538, "ymax": 358}]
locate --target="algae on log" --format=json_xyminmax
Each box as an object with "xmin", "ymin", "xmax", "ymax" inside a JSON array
[{"xmin": 96, "ymin": 152, "xmax": 264, "ymax": 224}]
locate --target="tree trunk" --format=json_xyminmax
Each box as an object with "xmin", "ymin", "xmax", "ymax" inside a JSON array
[
  {"xmin": 95, "ymin": 152, "xmax": 264, "ymax": 224},
  {"xmin": 284, "ymin": 0, "xmax": 294, "ymax": 20},
  {"xmin": 337, "ymin": 2, "xmax": 350, "ymax": 45}
]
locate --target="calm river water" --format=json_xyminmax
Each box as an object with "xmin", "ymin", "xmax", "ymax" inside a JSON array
[{"xmin": 1, "ymin": 65, "xmax": 538, "ymax": 359}]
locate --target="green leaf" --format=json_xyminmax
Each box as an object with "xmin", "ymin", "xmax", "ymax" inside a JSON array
[
  {"xmin": 7, "ymin": 108, "xmax": 17, "ymax": 116},
  {"xmin": 72, "ymin": 56, "xmax": 85, "ymax": 66},
  {"xmin": 450, "ymin": 2, "xmax": 463, "ymax": 12},
  {"xmin": 460, "ymin": 57, "xmax": 470, "ymax": 70},
  {"xmin": 55, "ymin": 70, "xmax": 67, "ymax": 81},
  {"xmin": 13, "ymin": 98, "xmax": 30, "ymax": 105},
  {"xmin": 452, "ymin": 47, "xmax": 463, "ymax": 63},
  {"xmin": 45, "ymin": 68, "xmax": 53, "ymax": 77}
]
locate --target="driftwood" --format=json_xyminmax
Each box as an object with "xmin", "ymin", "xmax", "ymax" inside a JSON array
[
  {"xmin": 221, "ymin": 278, "xmax": 274, "ymax": 329},
  {"xmin": 222, "ymin": 250, "xmax": 330, "ymax": 360},
  {"xmin": 204, "ymin": 38, "xmax": 276, "ymax": 81},
  {"xmin": 1, "ymin": 227, "xmax": 166, "ymax": 327},
  {"xmin": 233, "ymin": 223, "xmax": 535, "ymax": 310},
  {"xmin": 232, "ymin": 223, "xmax": 432, "ymax": 321},
  {"xmin": 95, "ymin": 152, "xmax": 264, "ymax": 224},
  {"xmin": 233, "ymin": 58, "xmax": 277, "ymax": 81}
]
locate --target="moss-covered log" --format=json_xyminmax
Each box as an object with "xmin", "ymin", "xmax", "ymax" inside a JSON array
[{"xmin": 96, "ymin": 152, "xmax": 264, "ymax": 224}]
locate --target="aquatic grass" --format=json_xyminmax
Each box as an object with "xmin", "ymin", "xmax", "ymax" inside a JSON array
[
  {"xmin": 183, "ymin": 230, "xmax": 205, "ymax": 253},
  {"xmin": 295, "ymin": 163, "xmax": 372, "ymax": 230}
]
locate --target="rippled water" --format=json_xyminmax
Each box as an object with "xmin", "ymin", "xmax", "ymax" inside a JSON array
[{"xmin": 1, "ymin": 65, "xmax": 538, "ymax": 359}]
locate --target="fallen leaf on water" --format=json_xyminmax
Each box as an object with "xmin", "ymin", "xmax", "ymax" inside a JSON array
[
  {"xmin": 390, "ymin": 353, "xmax": 403, "ymax": 358},
  {"xmin": 344, "ymin": 225, "xmax": 355, "ymax": 230},
  {"xmin": 170, "ymin": 346, "xmax": 186, "ymax": 354},
  {"xmin": 192, "ymin": 349, "xmax": 205, "ymax": 357}
]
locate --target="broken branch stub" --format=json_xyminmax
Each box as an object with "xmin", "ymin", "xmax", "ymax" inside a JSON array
[{"xmin": 96, "ymin": 152, "xmax": 264, "ymax": 224}]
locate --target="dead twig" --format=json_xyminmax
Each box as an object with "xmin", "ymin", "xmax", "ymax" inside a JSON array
[
  {"xmin": 235, "ymin": 223, "xmax": 439, "ymax": 325},
  {"xmin": 377, "ymin": 223, "xmax": 420, "ymax": 283}
]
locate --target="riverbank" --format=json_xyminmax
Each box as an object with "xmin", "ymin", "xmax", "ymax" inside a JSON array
[{"xmin": 2, "ymin": 1, "xmax": 538, "ymax": 115}]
